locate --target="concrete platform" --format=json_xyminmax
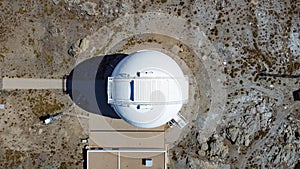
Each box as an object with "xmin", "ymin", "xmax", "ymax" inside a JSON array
[
  {"xmin": 89, "ymin": 113, "xmax": 165, "ymax": 148},
  {"xmin": 89, "ymin": 131, "xmax": 165, "ymax": 148},
  {"xmin": 89, "ymin": 113, "xmax": 164, "ymax": 131}
]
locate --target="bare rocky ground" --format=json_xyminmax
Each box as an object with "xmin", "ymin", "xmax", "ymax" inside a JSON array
[{"xmin": 0, "ymin": 0, "xmax": 299, "ymax": 169}]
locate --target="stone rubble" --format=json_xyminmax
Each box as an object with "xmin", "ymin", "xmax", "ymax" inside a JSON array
[{"xmin": 80, "ymin": 2, "xmax": 98, "ymax": 16}]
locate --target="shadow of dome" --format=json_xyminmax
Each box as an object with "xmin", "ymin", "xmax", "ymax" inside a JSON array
[{"xmin": 66, "ymin": 54, "xmax": 128, "ymax": 119}]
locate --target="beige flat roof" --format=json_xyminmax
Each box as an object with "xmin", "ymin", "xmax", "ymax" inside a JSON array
[
  {"xmin": 120, "ymin": 152, "xmax": 165, "ymax": 169},
  {"xmin": 87, "ymin": 149, "xmax": 166, "ymax": 169},
  {"xmin": 88, "ymin": 152, "xmax": 118, "ymax": 169}
]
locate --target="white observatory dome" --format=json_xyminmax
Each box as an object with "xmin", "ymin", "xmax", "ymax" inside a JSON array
[{"xmin": 107, "ymin": 50, "xmax": 189, "ymax": 128}]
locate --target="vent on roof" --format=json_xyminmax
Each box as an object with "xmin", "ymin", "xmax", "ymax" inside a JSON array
[
  {"xmin": 293, "ymin": 89, "xmax": 300, "ymax": 101},
  {"xmin": 142, "ymin": 158, "xmax": 152, "ymax": 167}
]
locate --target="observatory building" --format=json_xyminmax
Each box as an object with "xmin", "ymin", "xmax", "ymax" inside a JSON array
[
  {"xmin": 67, "ymin": 50, "xmax": 189, "ymax": 169},
  {"xmin": 107, "ymin": 50, "xmax": 189, "ymax": 128}
]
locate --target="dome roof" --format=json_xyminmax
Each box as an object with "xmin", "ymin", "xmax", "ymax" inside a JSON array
[{"xmin": 107, "ymin": 50, "xmax": 188, "ymax": 128}]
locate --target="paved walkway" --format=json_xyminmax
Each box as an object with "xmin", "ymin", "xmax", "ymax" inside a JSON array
[
  {"xmin": 1, "ymin": 78, "xmax": 63, "ymax": 90},
  {"xmin": 0, "ymin": 78, "xmax": 2, "ymax": 89}
]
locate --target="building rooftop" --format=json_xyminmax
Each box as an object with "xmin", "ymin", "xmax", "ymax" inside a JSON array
[
  {"xmin": 86, "ymin": 149, "xmax": 166, "ymax": 169},
  {"xmin": 86, "ymin": 113, "xmax": 167, "ymax": 169}
]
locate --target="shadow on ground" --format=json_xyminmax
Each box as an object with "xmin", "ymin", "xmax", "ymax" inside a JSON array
[{"xmin": 66, "ymin": 54, "xmax": 128, "ymax": 119}]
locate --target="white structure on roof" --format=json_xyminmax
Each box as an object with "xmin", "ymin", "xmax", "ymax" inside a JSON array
[{"xmin": 107, "ymin": 50, "xmax": 189, "ymax": 128}]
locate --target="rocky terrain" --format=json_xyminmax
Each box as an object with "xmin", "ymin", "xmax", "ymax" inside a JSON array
[{"xmin": 0, "ymin": 0, "xmax": 299, "ymax": 169}]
